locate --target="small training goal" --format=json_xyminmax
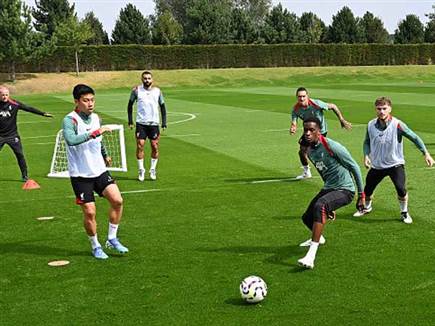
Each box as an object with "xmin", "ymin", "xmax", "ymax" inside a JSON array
[{"xmin": 48, "ymin": 124, "xmax": 127, "ymax": 178}]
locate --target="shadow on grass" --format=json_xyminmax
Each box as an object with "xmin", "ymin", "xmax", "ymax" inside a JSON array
[
  {"xmin": 224, "ymin": 176, "xmax": 305, "ymax": 184},
  {"xmin": 271, "ymin": 214, "xmax": 300, "ymax": 221},
  {"xmin": 0, "ymin": 178, "xmax": 25, "ymax": 183},
  {"xmin": 0, "ymin": 240, "xmax": 87, "ymax": 257},
  {"xmin": 350, "ymin": 216, "xmax": 398, "ymax": 224},
  {"xmin": 199, "ymin": 244, "xmax": 304, "ymax": 268},
  {"xmin": 224, "ymin": 298, "xmax": 250, "ymax": 306}
]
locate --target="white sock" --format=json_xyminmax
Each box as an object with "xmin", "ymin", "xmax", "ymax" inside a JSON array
[
  {"xmin": 306, "ymin": 241, "xmax": 319, "ymax": 259},
  {"xmin": 319, "ymin": 235, "xmax": 326, "ymax": 243},
  {"xmin": 88, "ymin": 234, "xmax": 101, "ymax": 250},
  {"xmin": 303, "ymin": 165, "xmax": 310, "ymax": 172},
  {"xmin": 366, "ymin": 200, "xmax": 372, "ymax": 209},
  {"xmin": 108, "ymin": 223, "xmax": 119, "ymax": 240},
  {"xmin": 150, "ymin": 158, "xmax": 158, "ymax": 170},
  {"xmin": 138, "ymin": 159, "xmax": 144, "ymax": 171},
  {"xmin": 399, "ymin": 199, "xmax": 408, "ymax": 213}
]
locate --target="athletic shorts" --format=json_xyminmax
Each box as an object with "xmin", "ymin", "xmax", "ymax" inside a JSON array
[
  {"xmin": 299, "ymin": 132, "xmax": 327, "ymax": 147},
  {"xmin": 303, "ymin": 188, "xmax": 354, "ymax": 225},
  {"xmin": 70, "ymin": 171, "xmax": 115, "ymax": 204},
  {"xmin": 0, "ymin": 136, "xmax": 24, "ymax": 154},
  {"xmin": 364, "ymin": 164, "xmax": 407, "ymax": 198},
  {"xmin": 136, "ymin": 123, "xmax": 160, "ymax": 141}
]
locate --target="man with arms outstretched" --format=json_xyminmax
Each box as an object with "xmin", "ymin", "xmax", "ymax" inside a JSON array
[
  {"xmin": 290, "ymin": 87, "xmax": 351, "ymax": 179},
  {"xmin": 0, "ymin": 85, "xmax": 52, "ymax": 181},
  {"xmin": 353, "ymin": 96, "xmax": 434, "ymax": 224}
]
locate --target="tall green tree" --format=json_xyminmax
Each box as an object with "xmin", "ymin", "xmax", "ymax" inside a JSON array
[
  {"xmin": 424, "ymin": 5, "xmax": 435, "ymax": 42},
  {"xmin": 32, "ymin": 0, "xmax": 75, "ymax": 37},
  {"xmin": 154, "ymin": 0, "xmax": 191, "ymax": 27},
  {"xmin": 53, "ymin": 16, "xmax": 93, "ymax": 76},
  {"xmin": 152, "ymin": 10, "xmax": 183, "ymax": 45},
  {"xmin": 262, "ymin": 3, "xmax": 301, "ymax": 44},
  {"xmin": 184, "ymin": 0, "xmax": 233, "ymax": 44},
  {"xmin": 111, "ymin": 4, "xmax": 151, "ymax": 44},
  {"xmin": 326, "ymin": 6, "xmax": 359, "ymax": 43},
  {"xmin": 299, "ymin": 12, "xmax": 326, "ymax": 43},
  {"xmin": 230, "ymin": 7, "xmax": 258, "ymax": 43},
  {"xmin": 0, "ymin": 0, "xmax": 54, "ymax": 81},
  {"xmin": 394, "ymin": 14, "xmax": 424, "ymax": 43},
  {"xmin": 83, "ymin": 12, "xmax": 109, "ymax": 45},
  {"xmin": 357, "ymin": 12, "xmax": 389, "ymax": 43},
  {"xmin": 234, "ymin": 0, "xmax": 271, "ymax": 25}
]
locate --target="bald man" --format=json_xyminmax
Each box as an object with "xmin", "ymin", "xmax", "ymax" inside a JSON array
[{"xmin": 0, "ymin": 86, "xmax": 52, "ymax": 181}]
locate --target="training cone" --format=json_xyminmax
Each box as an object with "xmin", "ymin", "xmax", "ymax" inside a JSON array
[{"xmin": 22, "ymin": 179, "xmax": 41, "ymax": 190}]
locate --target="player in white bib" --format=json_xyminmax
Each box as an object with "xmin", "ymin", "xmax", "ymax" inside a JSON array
[
  {"xmin": 128, "ymin": 71, "xmax": 167, "ymax": 181},
  {"xmin": 354, "ymin": 97, "xmax": 434, "ymax": 224},
  {"xmin": 63, "ymin": 84, "xmax": 128, "ymax": 259}
]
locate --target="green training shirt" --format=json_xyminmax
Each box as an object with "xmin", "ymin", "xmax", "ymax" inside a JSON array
[
  {"xmin": 291, "ymin": 98, "xmax": 329, "ymax": 134},
  {"xmin": 307, "ymin": 136, "xmax": 364, "ymax": 194}
]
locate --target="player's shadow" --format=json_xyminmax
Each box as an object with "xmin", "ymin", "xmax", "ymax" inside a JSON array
[
  {"xmin": 199, "ymin": 244, "xmax": 305, "ymax": 269},
  {"xmin": 0, "ymin": 178, "xmax": 25, "ymax": 183},
  {"xmin": 0, "ymin": 239, "xmax": 88, "ymax": 257},
  {"xmin": 350, "ymin": 215, "xmax": 398, "ymax": 224},
  {"xmin": 224, "ymin": 176, "xmax": 302, "ymax": 184}
]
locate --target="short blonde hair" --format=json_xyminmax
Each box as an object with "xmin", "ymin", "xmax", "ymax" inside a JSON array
[{"xmin": 375, "ymin": 96, "xmax": 392, "ymax": 107}]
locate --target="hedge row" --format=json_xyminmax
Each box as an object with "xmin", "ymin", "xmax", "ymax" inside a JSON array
[{"xmin": 3, "ymin": 43, "xmax": 435, "ymax": 73}]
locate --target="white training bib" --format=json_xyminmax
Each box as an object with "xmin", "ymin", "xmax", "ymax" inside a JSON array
[
  {"xmin": 368, "ymin": 117, "xmax": 405, "ymax": 169},
  {"xmin": 136, "ymin": 85, "xmax": 162, "ymax": 125},
  {"xmin": 66, "ymin": 111, "xmax": 107, "ymax": 177}
]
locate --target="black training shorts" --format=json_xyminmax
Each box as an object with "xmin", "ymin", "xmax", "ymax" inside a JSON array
[
  {"xmin": 303, "ymin": 188, "xmax": 354, "ymax": 225},
  {"xmin": 136, "ymin": 123, "xmax": 160, "ymax": 141},
  {"xmin": 70, "ymin": 171, "xmax": 115, "ymax": 204},
  {"xmin": 364, "ymin": 164, "xmax": 407, "ymax": 198}
]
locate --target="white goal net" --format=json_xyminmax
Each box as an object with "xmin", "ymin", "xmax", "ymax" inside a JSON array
[{"xmin": 48, "ymin": 124, "xmax": 128, "ymax": 178}]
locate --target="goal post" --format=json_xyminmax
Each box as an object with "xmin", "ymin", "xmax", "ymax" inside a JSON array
[{"xmin": 48, "ymin": 124, "xmax": 128, "ymax": 178}]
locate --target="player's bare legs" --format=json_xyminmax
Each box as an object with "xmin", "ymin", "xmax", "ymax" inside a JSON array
[
  {"xmin": 136, "ymin": 138, "xmax": 146, "ymax": 181},
  {"xmin": 103, "ymin": 184, "xmax": 123, "ymax": 224},
  {"xmin": 149, "ymin": 139, "xmax": 159, "ymax": 180},
  {"xmin": 81, "ymin": 202, "xmax": 108, "ymax": 259},
  {"xmin": 103, "ymin": 184, "xmax": 128, "ymax": 253},
  {"xmin": 82, "ymin": 202, "xmax": 97, "ymax": 236}
]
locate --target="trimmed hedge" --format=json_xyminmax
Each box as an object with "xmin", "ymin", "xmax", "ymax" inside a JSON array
[{"xmin": 2, "ymin": 43, "xmax": 435, "ymax": 73}]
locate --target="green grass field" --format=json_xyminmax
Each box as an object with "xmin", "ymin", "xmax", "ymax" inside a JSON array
[{"xmin": 1, "ymin": 66, "xmax": 435, "ymax": 325}]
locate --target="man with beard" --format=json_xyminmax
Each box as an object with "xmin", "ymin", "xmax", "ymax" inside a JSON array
[{"xmin": 127, "ymin": 71, "xmax": 167, "ymax": 181}]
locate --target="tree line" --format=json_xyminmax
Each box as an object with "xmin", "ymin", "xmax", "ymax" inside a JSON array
[{"xmin": 2, "ymin": 0, "xmax": 435, "ymax": 80}]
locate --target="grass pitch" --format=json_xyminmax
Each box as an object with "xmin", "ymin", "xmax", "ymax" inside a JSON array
[{"xmin": 1, "ymin": 66, "xmax": 435, "ymax": 325}]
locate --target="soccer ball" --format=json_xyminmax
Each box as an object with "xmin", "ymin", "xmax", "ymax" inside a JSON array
[{"xmin": 239, "ymin": 275, "xmax": 267, "ymax": 303}]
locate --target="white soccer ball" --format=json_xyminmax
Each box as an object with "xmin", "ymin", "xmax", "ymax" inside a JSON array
[{"xmin": 239, "ymin": 275, "xmax": 267, "ymax": 303}]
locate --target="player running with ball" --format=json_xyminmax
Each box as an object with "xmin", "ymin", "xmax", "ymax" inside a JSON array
[
  {"xmin": 63, "ymin": 84, "xmax": 128, "ymax": 260},
  {"xmin": 297, "ymin": 117, "xmax": 365, "ymax": 269}
]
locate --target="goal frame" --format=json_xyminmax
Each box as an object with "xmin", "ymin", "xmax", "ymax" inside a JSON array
[{"xmin": 47, "ymin": 124, "xmax": 127, "ymax": 178}]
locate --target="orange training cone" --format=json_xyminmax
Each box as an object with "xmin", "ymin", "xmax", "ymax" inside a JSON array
[{"xmin": 22, "ymin": 179, "xmax": 41, "ymax": 190}]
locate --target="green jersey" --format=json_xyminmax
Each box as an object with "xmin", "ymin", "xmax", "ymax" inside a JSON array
[
  {"xmin": 291, "ymin": 98, "xmax": 329, "ymax": 134},
  {"xmin": 307, "ymin": 136, "xmax": 363, "ymax": 193}
]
